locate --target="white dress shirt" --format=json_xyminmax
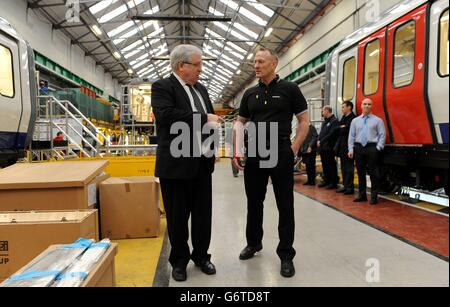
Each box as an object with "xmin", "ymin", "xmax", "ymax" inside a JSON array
[{"xmin": 173, "ymin": 73, "xmax": 209, "ymax": 113}]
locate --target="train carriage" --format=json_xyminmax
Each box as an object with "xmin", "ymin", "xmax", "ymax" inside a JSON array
[
  {"xmin": 325, "ymin": 0, "xmax": 449, "ymax": 193},
  {"xmin": 0, "ymin": 17, "xmax": 37, "ymax": 167}
]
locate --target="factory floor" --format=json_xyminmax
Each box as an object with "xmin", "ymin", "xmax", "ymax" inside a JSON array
[{"xmin": 114, "ymin": 161, "xmax": 449, "ymax": 287}]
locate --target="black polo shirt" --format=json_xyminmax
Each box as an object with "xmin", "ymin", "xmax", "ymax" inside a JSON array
[{"xmin": 239, "ymin": 75, "xmax": 308, "ymax": 139}]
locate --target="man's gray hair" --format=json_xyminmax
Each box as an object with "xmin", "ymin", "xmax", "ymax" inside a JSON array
[{"xmin": 170, "ymin": 44, "xmax": 202, "ymax": 71}]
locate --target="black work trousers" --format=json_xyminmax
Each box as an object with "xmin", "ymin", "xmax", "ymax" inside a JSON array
[
  {"xmin": 354, "ymin": 143, "xmax": 380, "ymax": 199},
  {"xmin": 160, "ymin": 159, "xmax": 212, "ymax": 269},
  {"xmin": 320, "ymin": 150, "xmax": 338, "ymax": 185},
  {"xmin": 340, "ymin": 153, "xmax": 355, "ymax": 192},
  {"xmin": 244, "ymin": 142, "xmax": 296, "ymax": 260},
  {"xmin": 301, "ymin": 152, "xmax": 317, "ymax": 184}
]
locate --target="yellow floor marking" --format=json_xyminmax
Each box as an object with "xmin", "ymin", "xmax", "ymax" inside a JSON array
[{"xmin": 113, "ymin": 217, "xmax": 167, "ymax": 287}]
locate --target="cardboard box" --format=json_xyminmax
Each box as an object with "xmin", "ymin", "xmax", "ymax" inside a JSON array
[
  {"xmin": 0, "ymin": 243, "xmax": 118, "ymax": 287},
  {"xmin": 0, "ymin": 210, "xmax": 99, "ymax": 282},
  {"xmin": 100, "ymin": 177, "xmax": 160, "ymax": 239},
  {"xmin": 0, "ymin": 161, "xmax": 109, "ymax": 211}
]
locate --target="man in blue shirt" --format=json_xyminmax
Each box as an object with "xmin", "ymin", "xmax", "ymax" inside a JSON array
[{"xmin": 348, "ymin": 98, "xmax": 386, "ymax": 205}]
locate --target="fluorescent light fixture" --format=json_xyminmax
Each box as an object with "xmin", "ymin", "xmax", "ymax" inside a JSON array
[
  {"xmin": 91, "ymin": 25, "xmax": 103, "ymax": 36},
  {"xmin": 247, "ymin": 53, "xmax": 254, "ymax": 60},
  {"xmin": 264, "ymin": 27, "xmax": 273, "ymax": 38},
  {"xmin": 236, "ymin": 70, "xmax": 241, "ymax": 74},
  {"xmin": 113, "ymin": 51, "xmax": 121, "ymax": 59},
  {"xmin": 127, "ymin": 68, "xmax": 133, "ymax": 74},
  {"xmin": 229, "ymin": 81, "xmax": 233, "ymax": 85},
  {"xmin": 220, "ymin": 59, "xmax": 238, "ymax": 70}
]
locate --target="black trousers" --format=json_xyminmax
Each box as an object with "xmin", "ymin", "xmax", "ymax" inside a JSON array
[
  {"xmin": 160, "ymin": 159, "xmax": 212, "ymax": 269},
  {"xmin": 340, "ymin": 153, "xmax": 355, "ymax": 192},
  {"xmin": 354, "ymin": 143, "xmax": 380, "ymax": 199},
  {"xmin": 320, "ymin": 150, "xmax": 338, "ymax": 185},
  {"xmin": 301, "ymin": 152, "xmax": 317, "ymax": 184},
  {"xmin": 244, "ymin": 143, "xmax": 296, "ymax": 260}
]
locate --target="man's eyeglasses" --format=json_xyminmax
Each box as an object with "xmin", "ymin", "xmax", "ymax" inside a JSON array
[{"xmin": 183, "ymin": 61, "xmax": 202, "ymax": 68}]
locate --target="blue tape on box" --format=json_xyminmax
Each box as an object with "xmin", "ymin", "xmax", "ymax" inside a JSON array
[
  {"xmin": 7, "ymin": 270, "xmax": 60, "ymax": 282},
  {"xmin": 61, "ymin": 237, "xmax": 93, "ymax": 249}
]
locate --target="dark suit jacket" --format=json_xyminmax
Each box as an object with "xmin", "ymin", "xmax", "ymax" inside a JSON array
[
  {"xmin": 335, "ymin": 112, "xmax": 356, "ymax": 156},
  {"xmin": 152, "ymin": 74, "xmax": 216, "ymax": 179},
  {"xmin": 299, "ymin": 124, "xmax": 318, "ymax": 154},
  {"xmin": 318, "ymin": 114, "xmax": 339, "ymax": 152}
]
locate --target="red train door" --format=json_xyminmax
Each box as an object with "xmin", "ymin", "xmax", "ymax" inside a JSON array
[
  {"xmin": 356, "ymin": 28, "xmax": 391, "ymax": 143},
  {"xmin": 385, "ymin": 4, "xmax": 434, "ymax": 144}
]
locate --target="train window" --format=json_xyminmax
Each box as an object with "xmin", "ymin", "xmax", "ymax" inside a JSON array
[
  {"xmin": 342, "ymin": 57, "xmax": 356, "ymax": 101},
  {"xmin": 364, "ymin": 39, "xmax": 380, "ymax": 96},
  {"xmin": 0, "ymin": 44, "xmax": 14, "ymax": 98},
  {"xmin": 439, "ymin": 10, "xmax": 449, "ymax": 77},
  {"xmin": 393, "ymin": 21, "xmax": 416, "ymax": 88}
]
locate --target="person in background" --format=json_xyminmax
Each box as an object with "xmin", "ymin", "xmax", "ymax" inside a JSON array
[
  {"xmin": 335, "ymin": 101, "xmax": 357, "ymax": 195},
  {"xmin": 317, "ymin": 106, "xmax": 339, "ymax": 189},
  {"xmin": 53, "ymin": 131, "xmax": 64, "ymax": 142},
  {"xmin": 39, "ymin": 80, "xmax": 49, "ymax": 95},
  {"xmin": 297, "ymin": 124, "xmax": 318, "ymax": 185},
  {"xmin": 348, "ymin": 98, "xmax": 386, "ymax": 205}
]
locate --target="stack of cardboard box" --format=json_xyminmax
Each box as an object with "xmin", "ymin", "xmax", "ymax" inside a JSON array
[
  {"xmin": 0, "ymin": 160, "xmax": 162, "ymax": 285},
  {"xmin": 0, "ymin": 161, "xmax": 108, "ymax": 283}
]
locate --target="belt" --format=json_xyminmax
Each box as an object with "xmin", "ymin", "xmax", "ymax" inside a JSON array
[{"xmin": 355, "ymin": 142, "xmax": 376, "ymax": 146}]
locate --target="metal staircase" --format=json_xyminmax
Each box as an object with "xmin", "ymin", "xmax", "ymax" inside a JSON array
[{"xmin": 30, "ymin": 95, "xmax": 111, "ymax": 161}]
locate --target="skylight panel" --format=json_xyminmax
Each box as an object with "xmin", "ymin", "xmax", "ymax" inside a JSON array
[
  {"xmin": 247, "ymin": 0, "xmax": 275, "ymax": 17},
  {"xmin": 213, "ymin": 22, "xmax": 254, "ymax": 46},
  {"xmin": 233, "ymin": 23, "xmax": 258, "ymax": 39},
  {"xmin": 121, "ymin": 39, "xmax": 143, "ymax": 53},
  {"xmin": 108, "ymin": 21, "xmax": 134, "ymax": 39},
  {"xmin": 99, "ymin": 0, "xmax": 146, "ymax": 23},
  {"xmin": 132, "ymin": 59, "xmax": 150, "ymax": 69},
  {"xmin": 89, "ymin": 0, "xmax": 119, "ymax": 15}
]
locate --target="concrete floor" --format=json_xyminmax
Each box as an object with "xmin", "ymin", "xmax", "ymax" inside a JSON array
[{"xmin": 168, "ymin": 161, "xmax": 449, "ymax": 287}]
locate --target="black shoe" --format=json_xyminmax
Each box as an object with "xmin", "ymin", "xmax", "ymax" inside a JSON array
[
  {"xmin": 195, "ymin": 260, "xmax": 216, "ymax": 275},
  {"xmin": 318, "ymin": 182, "xmax": 329, "ymax": 188},
  {"xmin": 280, "ymin": 260, "xmax": 295, "ymax": 278},
  {"xmin": 370, "ymin": 198, "xmax": 378, "ymax": 205},
  {"xmin": 239, "ymin": 244, "xmax": 263, "ymax": 260},
  {"xmin": 344, "ymin": 190, "xmax": 355, "ymax": 195},
  {"xmin": 326, "ymin": 184, "xmax": 338, "ymax": 190},
  {"xmin": 336, "ymin": 187, "xmax": 346, "ymax": 193},
  {"xmin": 172, "ymin": 267, "xmax": 187, "ymax": 282},
  {"xmin": 353, "ymin": 195, "xmax": 368, "ymax": 202}
]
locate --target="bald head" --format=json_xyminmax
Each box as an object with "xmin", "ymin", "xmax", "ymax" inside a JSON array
[{"xmin": 361, "ymin": 98, "xmax": 373, "ymax": 115}]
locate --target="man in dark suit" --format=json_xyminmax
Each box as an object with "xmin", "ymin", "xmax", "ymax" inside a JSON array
[
  {"xmin": 336, "ymin": 101, "xmax": 357, "ymax": 195},
  {"xmin": 297, "ymin": 124, "xmax": 318, "ymax": 185},
  {"xmin": 317, "ymin": 106, "xmax": 339, "ymax": 189},
  {"xmin": 151, "ymin": 44, "xmax": 223, "ymax": 282}
]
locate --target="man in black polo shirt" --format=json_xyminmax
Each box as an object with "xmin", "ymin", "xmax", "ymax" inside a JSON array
[{"xmin": 233, "ymin": 48, "xmax": 310, "ymax": 278}]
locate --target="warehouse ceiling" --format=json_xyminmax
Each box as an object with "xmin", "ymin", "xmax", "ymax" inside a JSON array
[{"xmin": 27, "ymin": 0, "xmax": 335, "ymax": 106}]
